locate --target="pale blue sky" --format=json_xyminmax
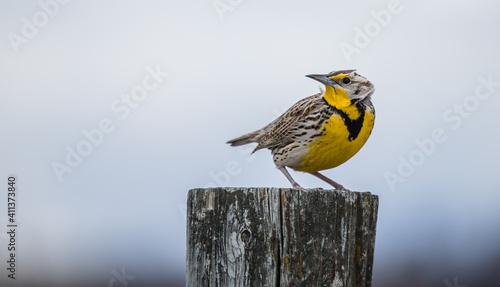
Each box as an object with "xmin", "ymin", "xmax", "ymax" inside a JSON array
[{"xmin": 1, "ymin": 1, "xmax": 500, "ymax": 286}]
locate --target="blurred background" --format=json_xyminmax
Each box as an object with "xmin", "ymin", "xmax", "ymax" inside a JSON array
[{"xmin": 1, "ymin": 0, "xmax": 499, "ymax": 286}]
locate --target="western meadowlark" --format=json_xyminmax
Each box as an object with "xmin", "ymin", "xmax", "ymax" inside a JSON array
[{"xmin": 227, "ymin": 70, "xmax": 375, "ymax": 191}]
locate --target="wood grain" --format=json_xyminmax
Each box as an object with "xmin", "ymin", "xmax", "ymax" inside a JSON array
[{"xmin": 186, "ymin": 187, "xmax": 378, "ymax": 287}]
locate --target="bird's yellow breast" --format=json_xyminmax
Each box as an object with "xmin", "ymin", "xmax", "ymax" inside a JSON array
[{"xmin": 296, "ymin": 104, "xmax": 375, "ymax": 173}]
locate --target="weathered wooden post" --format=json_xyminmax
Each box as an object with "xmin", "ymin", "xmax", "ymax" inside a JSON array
[{"xmin": 186, "ymin": 187, "xmax": 378, "ymax": 286}]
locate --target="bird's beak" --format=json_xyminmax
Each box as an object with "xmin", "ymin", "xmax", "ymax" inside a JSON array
[{"xmin": 306, "ymin": 74, "xmax": 337, "ymax": 86}]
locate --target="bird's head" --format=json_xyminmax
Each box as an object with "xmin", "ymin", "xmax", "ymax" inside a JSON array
[{"xmin": 307, "ymin": 70, "xmax": 374, "ymax": 107}]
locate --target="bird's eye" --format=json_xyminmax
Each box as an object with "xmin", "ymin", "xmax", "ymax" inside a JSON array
[{"xmin": 342, "ymin": 78, "xmax": 351, "ymax": 85}]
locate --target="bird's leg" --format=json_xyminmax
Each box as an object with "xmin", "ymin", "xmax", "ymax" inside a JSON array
[
  {"xmin": 279, "ymin": 167, "xmax": 303, "ymax": 190},
  {"xmin": 310, "ymin": 171, "xmax": 350, "ymax": 191}
]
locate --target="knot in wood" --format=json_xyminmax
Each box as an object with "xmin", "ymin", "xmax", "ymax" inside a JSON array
[{"xmin": 240, "ymin": 229, "xmax": 251, "ymax": 245}]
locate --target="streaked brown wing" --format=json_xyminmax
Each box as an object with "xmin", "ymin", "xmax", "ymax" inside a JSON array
[{"xmin": 254, "ymin": 93, "xmax": 323, "ymax": 151}]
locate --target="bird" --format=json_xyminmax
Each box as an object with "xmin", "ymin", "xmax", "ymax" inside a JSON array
[{"xmin": 227, "ymin": 70, "xmax": 375, "ymax": 191}]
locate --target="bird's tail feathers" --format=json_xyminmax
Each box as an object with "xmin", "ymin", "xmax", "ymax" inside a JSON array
[{"xmin": 226, "ymin": 130, "xmax": 263, "ymax": 147}]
